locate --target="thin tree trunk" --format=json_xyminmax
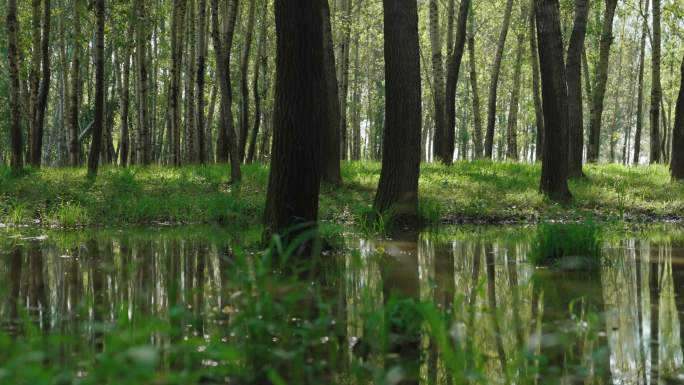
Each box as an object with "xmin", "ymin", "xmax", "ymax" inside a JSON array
[
  {"xmin": 634, "ymin": 0, "xmax": 649, "ymax": 164},
  {"xmin": 238, "ymin": 0, "xmax": 257, "ymax": 162},
  {"xmin": 7, "ymin": 0, "xmax": 23, "ymax": 172},
  {"xmin": 30, "ymin": 0, "xmax": 51, "ymax": 167},
  {"xmin": 320, "ymin": 0, "xmax": 342, "ymax": 183},
  {"xmin": 374, "ymin": 0, "xmax": 422, "ymax": 225},
  {"xmin": 196, "ymin": 0, "xmax": 208, "ymax": 164},
  {"xmin": 263, "ymin": 0, "xmax": 326, "ymax": 242},
  {"xmin": 530, "ymin": 0, "xmax": 544, "ymax": 162},
  {"xmin": 135, "ymin": 0, "xmax": 151, "ymax": 165},
  {"xmin": 211, "ymin": 0, "xmax": 241, "ymax": 181},
  {"xmin": 246, "ymin": 0, "xmax": 267, "ymax": 164},
  {"xmin": 443, "ymin": 0, "xmax": 470, "ymax": 164},
  {"xmin": 351, "ymin": 35, "xmax": 361, "ymax": 161},
  {"xmin": 566, "ymin": 0, "xmax": 589, "ymax": 177},
  {"xmin": 484, "ymin": 0, "xmax": 514, "ymax": 158},
  {"xmin": 120, "ymin": 26, "xmax": 132, "ymax": 167},
  {"xmin": 506, "ymin": 31, "xmax": 524, "ymax": 161},
  {"xmin": 87, "ymin": 0, "xmax": 105, "ymax": 176},
  {"xmin": 587, "ymin": 0, "xmax": 618, "ymax": 163},
  {"xmin": 650, "ymin": 0, "xmax": 662, "ymax": 163},
  {"xmin": 185, "ymin": 0, "xmax": 197, "ymax": 163},
  {"xmin": 429, "ymin": 0, "xmax": 447, "ymax": 163},
  {"xmin": 170, "ymin": 0, "xmax": 187, "ymax": 166},
  {"xmin": 671, "ymin": 53, "xmax": 684, "ymax": 180},
  {"xmin": 536, "ymin": 0, "xmax": 572, "ymax": 202},
  {"xmin": 338, "ymin": 0, "xmax": 352, "ymax": 160},
  {"xmin": 467, "ymin": 8, "xmax": 483, "ymax": 158}
]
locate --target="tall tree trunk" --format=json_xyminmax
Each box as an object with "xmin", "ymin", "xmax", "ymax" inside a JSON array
[
  {"xmin": 506, "ymin": 30, "xmax": 524, "ymax": 161},
  {"xmin": 185, "ymin": 0, "xmax": 197, "ymax": 163},
  {"xmin": 484, "ymin": 0, "xmax": 514, "ymax": 159},
  {"xmin": 443, "ymin": 0, "xmax": 470, "ymax": 164},
  {"xmin": 196, "ymin": 0, "xmax": 208, "ymax": 164},
  {"xmin": 88, "ymin": 0, "xmax": 105, "ymax": 176},
  {"xmin": 566, "ymin": 0, "xmax": 589, "ymax": 177},
  {"xmin": 247, "ymin": 0, "xmax": 268, "ymax": 164},
  {"xmin": 30, "ymin": 0, "xmax": 51, "ymax": 167},
  {"xmin": 529, "ymin": 0, "xmax": 544, "ymax": 162},
  {"xmin": 263, "ymin": 0, "xmax": 325, "ymax": 241},
  {"xmin": 135, "ymin": 0, "xmax": 151, "ymax": 165},
  {"xmin": 671, "ymin": 54, "xmax": 684, "ymax": 180},
  {"xmin": 338, "ymin": 0, "xmax": 352, "ymax": 160},
  {"xmin": 320, "ymin": 0, "xmax": 342, "ymax": 183},
  {"xmin": 27, "ymin": 0, "xmax": 41, "ymax": 164},
  {"xmin": 238, "ymin": 0, "xmax": 257, "ymax": 162},
  {"xmin": 650, "ymin": 0, "xmax": 662, "ymax": 163},
  {"xmin": 586, "ymin": 0, "xmax": 618, "ymax": 163},
  {"xmin": 7, "ymin": 0, "xmax": 23, "ymax": 172},
  {"xmin": 68, "ymin": 2, "xmax": 81, "ymax": 167},
  {"xmin": 120, "ymin": 26, "xmax": 132, "ymax": 167},
  {"xmin": 211, "ymin": 0, "xmax": 241, "ymax": 181},
  {"xmin": 374, "ymin": 0, "xmax": 422, "ymax": 225},
  {"xmin": 467, "ymin": 7, "xmax": 483, "ymax": 158},
  {"xmin": 350, "ymin": 35, "xmax": 361, "ymax": 160},
  {"xmin": 429, "ymin": 0, "xmax": 446, "ymax": 163},
  {"xmin": 170, "ymin": 0, "xmax": 187, "ymax": 166},
  {"xmin": 536, "ymin": 0, "xmax": 572, "ymax": 202},
  {"xmin": 633, "ymin": 0, "xmax": 649, "ymax": 164}
]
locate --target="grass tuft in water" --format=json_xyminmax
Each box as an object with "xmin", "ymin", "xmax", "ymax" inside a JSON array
[{"xmin": 529, "ymin": 221, "xmax": 603, "ymax": 268}]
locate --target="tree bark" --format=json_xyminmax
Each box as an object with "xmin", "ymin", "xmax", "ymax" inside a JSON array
[
  {"xmin": 320, "ymin": 0, "xmax": 342, "ymax": 183},
  {"xmin": 633, "ymin": 0, "xmax": 649, "ymax": 164},
  {"xmin": 373, "ymin": 0, "xmax": 422, "ymax": 225},
  {"xmin": 650, "ymin": 0, "xmax": 662, "ymax": 163},
  {"xmin": 87, "ymin": 0, "xmax": 105, "ymax": 176},
  {"xmin": 247, "ymin": 0, "xmax": 268, "ymax": 164},
  {"xmin": 7, "ymin": 0, "xmax": 23, "ymax": 172},
  {"xmin": 506, "ymin": 31, "xmax": 524, "ymax": 161},
  {"xmin": 30, "ymin": 0, "xmax": 51, "ymax": 167},
  {"xmin": 185, "ymin": 0, "xmax": 197, "ymax": 163},
  {"xmin": 467, "ymin": 7, "xmax": 483, "ymax": 158},
  {"xmin": 586, "ymin": 0, "xmax": 618, "ymax": 163},
  {"xmin": 529, "ymin": 0, "xmax": 544, "ymax": 162},
  {"xmin": 196, "ymin": 0, "xmax": 208, "ymax": 164},
  {"xmin": 337, "ymin": 0, "xmax": 352, "ymax": 160},
  {"xmin": 442, "ymin": 0, "xmax": 470, "ymax": 164},
  {"xmin": 429, "ymin": 0, "xmax": 446, "ymax": 163},
  {"xmin": 120, "ymin": 26, "xmax": 132, "ymax": 167},
  {"xmin": 484, "ymin": 0, "xmax": 514, "ymax": 159},
  {"xmin": 264, "ymin": 0, "xmax": 326, "ymax": 240},
  {"xmin": 566, "ymin": 0, "xmax": 589, "ymax": 177},
  {"xmin": 670, "ymin": 54, "xmax": 684, "ymax": 180},
  {"xmin": 170, "ymin": 0, "xmax": 187, "ymax": 166},
  {"xmin": 211, "ymin": 0, "xmax": 241, "ymax": 181},
  {"xmin": 536, "ymin": 0, "xmax": 572, "ymax": 202},
  {"xmin": 135, "ymin": 0, "xmax": 151, "ymax": 165},
  {"xmin": 68, "ymin": 2, "xmax": 81, "ymax": 167},
  {"xmin": 238, "ymin": 0, "xmax": 257, "ymax": 162}
]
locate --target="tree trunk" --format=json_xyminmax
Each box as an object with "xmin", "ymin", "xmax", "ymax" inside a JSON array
[
  {"xmin": 351, "ymin": 35, "xmax": 361, "ymax": 160},
  {"xmin": 650, "ymin": 0, "xmax": 662, "ymax": 163},
  {"xmin": 30, "ymin": 0, "xmax": 51, "ymax": 167},
  {"xmin": 7, "ymin": 0, "xmax": 23, "ymax": 172},
  {"xmin": 196, "ymin": 0, "xmax": 209, "ymax": 164},
  {"xmin": 263, "ymin": 0, "xmax": 326, "ymax": 240},
  {"xmin": 211, "ymin": 0, "xmax": 241, "ymax": 181},
  {"xmin": 135, "ymin": 0, "xmax": 151, "ymax": 165},
  {"xmin": 87, "ymin": 0, "xmax": 105, "ymax": 176},
  {"xmin": 633, "ymin": 0, "xmax": 649, "ymax": 164},
  {"xmin": 238, "ymin": 0, "xmax": 257, "ymax": 162},
  {"xmin": 484, "ymin": 0, "xmax": 514, "ymax": 159},
  {"xmin": 586, "ymin": 0, "xmax": 618, "ymax": 163},
  {"xmin": 170, "ymin": 0, "xmax": 187, "ymax": 166},
  {"xmin": 320, "ymin": 0, "xmax": 342, "ymax": 183},
  {"xmin": 566, "ymin": 0, "xmax": 589, "ymax": 177},
  {"xmin": 443, "ymin": 0, "xmax": 470, "ymax": 164},
  {"xmin": 247, "ymin": 0, "xmax": 268, "ymax": 164},
  {"xmin": 185, "ymin": 0, "xmax": 197, "ymax": 163},
  {"xmin": 68, "ymin": 3, "xmax": 81, "ymax": 167},
  {"xmin": 506, "ymin": 31, "xmax": 524, "ymax": 161},
  {"xmin": 671, "ymin": 54, "xmax": 684, "ymax": 180},
  {"xmin": 429, "ymin": 0, "xmax": 446, "ymax": 163},
  {"xmin": 120, "ymin": 27, "xmax": 132, "ymax": 167},
  {"xmin": 338, "ymin": 0, "xmax": 352, "ymax": 160},
  {"xmin": 529, "ymin": 0, "xmax": 544, "ymax": 162},
  {"xmin": 467, "ymin": 7, "xmax": 483, "ymax": 158},
  {"xmin": 536, "ymin": 0, "xmax": 572, "ymax": 202},
  {"xmin": 373, "ymin": 0, "xmax": 422, "ymax": 225}
]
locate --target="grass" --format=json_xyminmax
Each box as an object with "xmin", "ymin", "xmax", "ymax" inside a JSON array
[
  {"xmin": 529, "ymin": 221, "xmax": 603, "ymax": 267},
  {"xmin": 0, "ymin": 161, "xmax": 682, "ymax": 228}
]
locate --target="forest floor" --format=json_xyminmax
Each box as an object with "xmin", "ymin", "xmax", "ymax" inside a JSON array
[{"xmin": 0, "ymin": 161, "xmax": 682, "ymax": 229}]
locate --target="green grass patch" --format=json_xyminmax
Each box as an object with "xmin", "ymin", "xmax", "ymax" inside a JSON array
[{"xmin": 529, "ymin": 221, "xmax": 603, "ymax": 268}]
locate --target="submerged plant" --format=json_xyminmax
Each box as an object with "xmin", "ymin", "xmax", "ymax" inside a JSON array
[{"xmin": 529, "ymin": 221, "xmax": 603, "ymax": 268}]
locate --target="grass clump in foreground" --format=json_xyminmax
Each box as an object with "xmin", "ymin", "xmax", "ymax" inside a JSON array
[
  {"xmin": 529, "ymin": 221, "xmax": 603, "ymax": 268},
  {"xmin": 0, "ymin": 161, "xmax": 682, "ymax": 228}
]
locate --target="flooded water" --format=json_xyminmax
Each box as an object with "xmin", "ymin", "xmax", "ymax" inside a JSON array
[{"xmin": 1, "ymin": 225, "xmax": 684, "ymax": 384}]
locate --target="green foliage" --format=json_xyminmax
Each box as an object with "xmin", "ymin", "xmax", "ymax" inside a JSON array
[{"xmin": 529, "ymin": 221, "xmax": 603, "ymax": 267}]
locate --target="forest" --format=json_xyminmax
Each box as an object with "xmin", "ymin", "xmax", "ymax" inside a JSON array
[{"xmin": 1, "ymin": 0, "xmax": 684, "ymax": 384}]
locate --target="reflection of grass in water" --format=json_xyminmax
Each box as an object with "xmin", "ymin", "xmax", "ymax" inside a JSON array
[{"xmin": 530, "ymin": 222, "xmax": 603, "ymax": 268}]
